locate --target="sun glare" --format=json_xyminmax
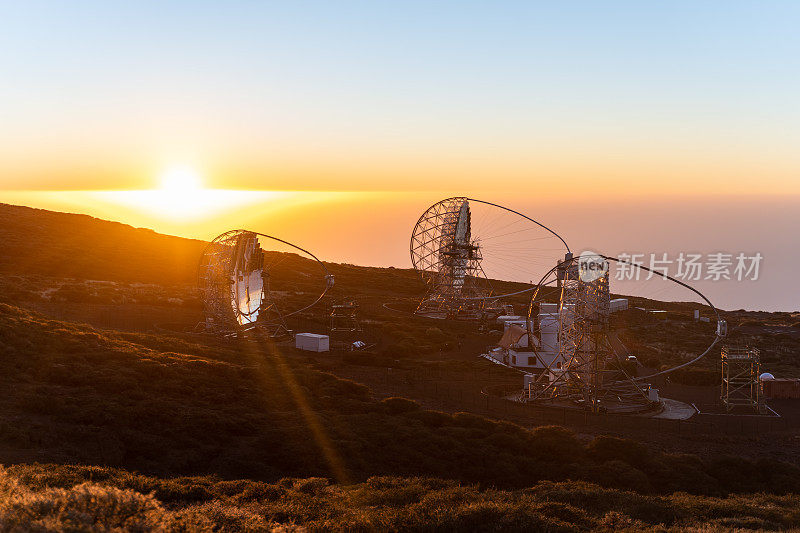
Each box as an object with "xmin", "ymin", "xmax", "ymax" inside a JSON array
[
  {"xmin": 88, "ymin": 165, "xmax": 291, "ymax": 223},
  {"xmin": 159, "ymin": 165, "xmax": 203, "ymax": 192}
]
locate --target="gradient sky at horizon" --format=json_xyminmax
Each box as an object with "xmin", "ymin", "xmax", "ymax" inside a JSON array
[{"xmin": 1, "ymin": 1, "xmax": 799, "ymax": 193}]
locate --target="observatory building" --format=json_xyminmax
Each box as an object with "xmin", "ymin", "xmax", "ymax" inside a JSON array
[
  {"xmin": 489, "ymin": 303, "xmax": 563, "ymax": 370},
  {"xmin": 486, "ymin": 299, "xmax": 629, "ymax": 372}
]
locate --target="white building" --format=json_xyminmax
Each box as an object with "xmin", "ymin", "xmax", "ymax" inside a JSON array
[
  {"xmin": 485, "ymin": 298, "xmax": 631, "ymax": 373},
  {"xmin": 484, "ymin": 310, "xmax": 565, "ymax": 370},
  {"xmin": 295, "ymin": 333, "xmax": 330, "ymax": 352}
]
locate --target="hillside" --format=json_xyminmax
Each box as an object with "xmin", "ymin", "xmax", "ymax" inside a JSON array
[
  {"xmin": 0, "ymin": 203, "xmax": 206, "ymax": 284},
  {"xmin": 6, "ymin": 301, "xmax": 799, "ymax": 493},
  {"xmin": 2, "ymin": 303, "xmax": 800, "ymax": 530},
  {"xmin": 0, "ymin": 203, "xmax": 799, "ymax": 530},
  {"xmin": 1, "ymin": 202, "xmax": 795, "ymax": 385}
]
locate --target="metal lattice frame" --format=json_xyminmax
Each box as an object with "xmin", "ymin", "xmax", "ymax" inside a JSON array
[
  {"xmin": 410, "ymin": 198, "xmax": 492, "ymax": 319},
  {"xmin": 523, "ymin": 255, "xmax": 649, "ymax": 412},
  {"xmin": 555, "ymin": 260, "xmax": 611, "ymax": 405},
  {"xmin": 411, "ymin": 196, "xmax": 571, "ymax": 320},
  {"xmin": 721, "ymin": 345, "xmax": 762, "ymax": 412},
  {"xmin": 516, "ymin": 253, "xmax": 726, "ymax": 412},
  {"xmin": 198, "ymin": 229, "xmax": 334, "ymax": 337},
  {"xmin": 330, "ymin": 299, "xmax": 359, "ymax": 333}
]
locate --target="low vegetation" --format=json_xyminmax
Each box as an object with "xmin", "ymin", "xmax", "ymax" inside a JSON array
[
  {"xmin": 0, "ymin": 303, "xmax": 798, "ymax": 498},
  {"xmin": 3, "ymin": 464, "xmax": 800, "ymax": 531}
]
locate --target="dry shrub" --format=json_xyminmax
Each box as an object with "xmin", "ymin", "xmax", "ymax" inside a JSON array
[{"xmin": 0, "ymin": 467, "xmax": 212, "ymax": 531}]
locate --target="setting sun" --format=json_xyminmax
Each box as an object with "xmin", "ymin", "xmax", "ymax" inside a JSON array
[
  {"xmin": 159, "ymin": 165, "xmax": 203, "ymax": 192},
  {"xmin": 73, "ymin": 164, "xmax": 300, "ymax": 227}
]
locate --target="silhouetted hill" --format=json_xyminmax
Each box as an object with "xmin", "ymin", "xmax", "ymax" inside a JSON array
[
  {"xmin": 0, "ymin": 202, "xmax": 428, "ymax": 298},
  {"xmin": 0, "ymin": 203, "xmax": 205, "ymax": 284}
]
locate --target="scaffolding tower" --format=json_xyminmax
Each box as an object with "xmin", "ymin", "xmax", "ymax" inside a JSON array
[
  {"xmin": 329, "ymin": 299, "xmax": 359, "ymax": 333},
  {"xmin": 721, "ymin": 345, "xmax": 762, "ymax": 412}
]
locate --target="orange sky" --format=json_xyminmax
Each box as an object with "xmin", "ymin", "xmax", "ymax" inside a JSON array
[
  {"xmin": 1, "ymin": 187, "xmax": 795, "ymax": 312},
  {"xmin": 2, "ymin": 141, "xmax": 798, "ymax": 196}
]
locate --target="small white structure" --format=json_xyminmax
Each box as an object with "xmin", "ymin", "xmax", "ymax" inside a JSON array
[
  {"xmin": 693, "ymin": 309, "xmax": 700, "ymax": 321},
  {"xmin": 610, "ymin": 298, "xmax": 628, "ymax": 313},
  {"xmin": 295, "ymin": 333, "xmax": 329, "ymax": 352},
  {"xmin": 496, "ymin": 315, "xmax": 524, "ymax": 325},
  {"xmin": 759, "ymin": 372, "xmax": 775, "ymax": 381},
  {"xmin": 538, "ymin": 313, "xmax": 559, "ymax": 353}
]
